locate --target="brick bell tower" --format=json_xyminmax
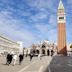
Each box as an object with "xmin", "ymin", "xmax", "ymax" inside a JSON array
[{"xmin": 57, "ymin": 0, "xmax": 67, "ymax": 55}]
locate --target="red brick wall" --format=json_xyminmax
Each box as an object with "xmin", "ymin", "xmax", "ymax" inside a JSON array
[{"xmin": 58, "ymin": 23, "xmax": 67, "ymax": 55}]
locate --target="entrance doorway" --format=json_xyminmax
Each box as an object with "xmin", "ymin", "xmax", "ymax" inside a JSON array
[
  {"xmin": 47, "ymin": 49, "xmax": 50, "ymax": 56},
  {"xmin": 42, "ymin": 49, "xmax": 45, "ymax": 55},
  {"xmin": 36, "ymin": 50, "xmax": 39, "ymax": 54}
]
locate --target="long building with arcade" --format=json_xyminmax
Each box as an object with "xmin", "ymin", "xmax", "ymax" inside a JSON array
[{"xmin": 0, "ymin": 35, "xmax": 23, "ymax": 54}]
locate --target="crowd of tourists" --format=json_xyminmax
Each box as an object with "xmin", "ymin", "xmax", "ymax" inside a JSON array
[
  {"xmin": 5, "ymin": 52, "xmax": 24, "ymax": 66},
  {"xmin": 3, "ymin": 49, "xmax": 54, "ymax": 66}
]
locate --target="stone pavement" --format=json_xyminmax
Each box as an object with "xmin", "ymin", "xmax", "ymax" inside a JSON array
[
  {"xmin": 0, "ymin": 56, "xmax": 52, "ymax": 72},
  {"xmin": 44, "ymin": 55, "xmax": 72, "ymax": 72},
  {"xmin": 1, "ymin": 54, "xmax": 72, "ymax": 72}
]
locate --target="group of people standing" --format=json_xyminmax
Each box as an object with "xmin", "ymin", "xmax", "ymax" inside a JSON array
[{"xmin": 6, "ymin": 52, "xmax": 24, "ymax": 66}]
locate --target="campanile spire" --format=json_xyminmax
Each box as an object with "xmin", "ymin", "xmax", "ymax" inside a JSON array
[{"xmin": 58, "ymin": 0, "xmax": 64, "ymax": 10}]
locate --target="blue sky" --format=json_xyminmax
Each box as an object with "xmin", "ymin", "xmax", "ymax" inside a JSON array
[{"xmin": 0, "ymin": 0, "xmax": 72, "ymax": 47}]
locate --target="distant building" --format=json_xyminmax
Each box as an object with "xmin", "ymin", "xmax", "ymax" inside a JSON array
[
  {"xmin": 30, "ymin": 40, "xmax": 57, "ymax": 56},
  {"xmin": 0, "ymin": 35, "xmax": 22, "ymax": 54},
  {"xmin": 23, "ymin": 47, "xmax": 31, "ymax": 56},
  {"xmin": 17, "ymin": 41, "xmax": 23, "ymax": 53},
  {"xmin": 67, "ymin": 44, "xmax": 72, "ymax": 51},
  {"xmin": 66, "ymin": 43, "xmax": 72, "ymax": 55}
]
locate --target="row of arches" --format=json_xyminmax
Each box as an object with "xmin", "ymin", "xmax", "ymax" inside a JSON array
[
  {"xmin": 32, "ymin": 49, "xmax": 52, "ymax": 56},
  {"xmin": 32, "ymin": 50, "xmax": 39, "ymax": 54}
]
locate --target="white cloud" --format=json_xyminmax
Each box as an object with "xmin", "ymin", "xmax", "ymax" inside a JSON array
[
  {"xmin": 35, "ymin": 24, "xmax": 49, "ymax": 34},
  {"xmin": 0, "ymin": 0, "xmax": 58, "ymax": 47},
  {"xmin": 22, "ymin": 12, "xmax": 31, "ymax": 16},
  {"xmin": 27, "ymin": 0, "xmax": 56, "ymax": 11},
  {"xmin": 49, "ymin": 15, "xmax": 57, "ymax": 26},
  {"xmin": 0, "ymin": 10, "xmax": 36, "ymax": 47},
  {"xmin": 34, "ymin": 24, "xmax": 57, "ymax": 43},
  {"xmin": 47, "ymin": 29, "xmax": 57, "ymax": 42},
  {"xmin": 48, "ymin": 15, "xmax": 57, "ymax": 42},
  {"xmin": 30, "ymin": 12, "xmax": 48, "ymax": 22}
]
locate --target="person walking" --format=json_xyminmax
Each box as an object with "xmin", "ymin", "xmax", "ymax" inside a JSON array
[
  {"xmin": 29, "ymin": 53, "xmax": 33, "ymax": 61},
  {"xmin": 6, "ymin": 53, "xmax": 13, "ymax": 66},
  {"xmin": 19, "ymin": 54, "xmax": 24, "ymax": 65},
  {"xmin": 38, "ymin": 54, "xmax": 42, "ymax": 60},
  {"xmin": 6, "ymin": 53, "xmax": 10, "ymax": 65},
  {"xmin": 12, "ymin": 54, "xmax": 17, "ymax": 66}
]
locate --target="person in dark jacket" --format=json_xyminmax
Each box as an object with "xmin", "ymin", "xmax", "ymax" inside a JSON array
[
  {"xmin": 6, "ymin": 53, "xmax": 13, "ymax": 65},
  {"xmin": 6, "ymin": 53, "xmax": 10, "ymax": 65},
  {"xmin": 19, "ymin": 54, "xmax": 24, "ymax": 65},
  {"xmin": 29, "ymin": 53, "xmax": 33, "ymax": 61}
]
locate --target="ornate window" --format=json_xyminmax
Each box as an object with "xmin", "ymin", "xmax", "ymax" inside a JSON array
[{"xmin": 42, "ymin": 45, "xmax": 46, "ymax": 48}]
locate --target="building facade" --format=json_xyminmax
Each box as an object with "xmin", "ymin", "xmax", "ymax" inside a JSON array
[
  {"xmin": 17, "ymin": 41, "xmax": 23, "ymax": 53},
  {"xmin": 57, "ymin": 0, "xmax": 67, "ymax": 55},
  {"xmin": 0, "ymin": 35, "xmax": 22, "ymax": 54},
  {"xmin": 30, "ymin": 40, "xmax": 57, "ymax": 56}
]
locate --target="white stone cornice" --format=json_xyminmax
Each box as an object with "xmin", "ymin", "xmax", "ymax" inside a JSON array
[{"xmin": 58, "ymin": 20, "xmax": 66, "ymax": 23}]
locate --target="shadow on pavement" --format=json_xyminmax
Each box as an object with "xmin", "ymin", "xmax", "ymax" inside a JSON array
[
  {"xmin": 44, "ymin": 55, "xmax": 72, "ymax": 72},
  {"xmin": 1, "ymin": 63, "xmax": 7, "ymax": 65}
]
